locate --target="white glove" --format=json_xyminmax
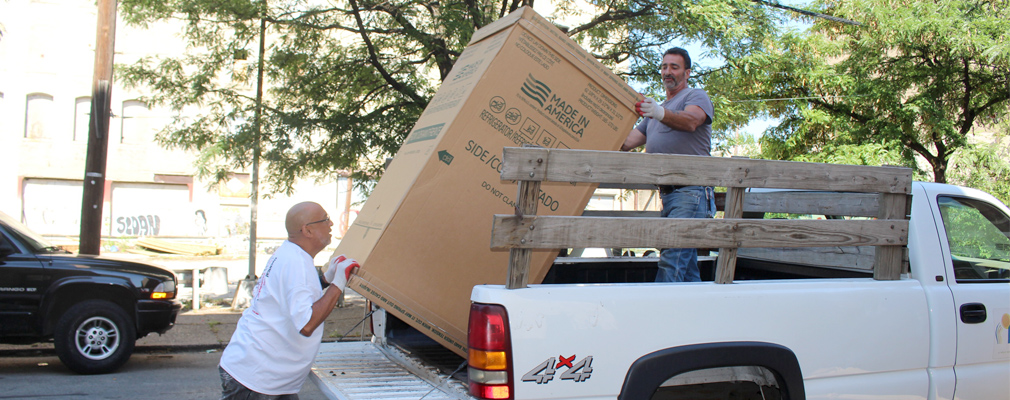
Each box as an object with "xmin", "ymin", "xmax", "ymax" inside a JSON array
[
  {"xmin": 636, "ymin": 97, "xmax": 664, "ymax": 120},
  {"xmin": 325, "ymin": 255, "xmax": 359, "ymax": 291}
]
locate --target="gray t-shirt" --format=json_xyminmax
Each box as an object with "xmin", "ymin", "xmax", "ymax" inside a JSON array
[{"xmin": 634, "ymin": 88, "xmax": 714, "ymax": 156}]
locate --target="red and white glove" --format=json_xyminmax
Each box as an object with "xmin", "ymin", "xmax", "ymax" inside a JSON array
[
  {"xmin": 325, "ymin": 255, "xmax": 359, "ymax": 291},
  {"xmin": 635, "ymin": 97, "xmax": 664, "ymax": 120}
]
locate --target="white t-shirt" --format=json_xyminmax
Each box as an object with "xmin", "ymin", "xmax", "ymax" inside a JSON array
[{"xmin": 220, "ymin": 240, "xmax": 323, "ymax": 395}]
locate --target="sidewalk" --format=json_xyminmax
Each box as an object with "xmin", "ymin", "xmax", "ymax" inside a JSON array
[{"xmin": 0, "ymin": 289, "xmax": 373, "ymax": 357}]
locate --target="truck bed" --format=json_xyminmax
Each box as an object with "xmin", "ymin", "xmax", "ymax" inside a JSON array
[
  {"xmin": 312, "ymin": 340, "xmax": 470, "ymax": 400},
  {"xmin": 545, "ymin": 253, "xmax": 872, "ymax": 284}
]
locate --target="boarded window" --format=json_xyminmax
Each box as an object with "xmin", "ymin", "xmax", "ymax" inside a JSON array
[
  {"xmin": 120, "ymin": 100, "xmax": 151, "ymax": 144},
  {"xmin": 24, "ymin": 93, "xmax": 54, "ymax": 139},
  {"xmin": 74, "ymin": 97, "xmax": 91, "ymax": 141}
]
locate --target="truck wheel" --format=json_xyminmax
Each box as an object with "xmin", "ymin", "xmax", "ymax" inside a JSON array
[{"xmin": 53, "ymin": 300, "xmax": 136, "ymax": 374}]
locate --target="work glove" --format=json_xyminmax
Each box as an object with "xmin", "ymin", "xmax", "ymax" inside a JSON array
[
  {"xmin": 325, "ymin": 255, "xmax": 359, "ymax": 291},
  {"xmin": 636, "ymin": 97, "xmax": 664, "ymax": 120}
]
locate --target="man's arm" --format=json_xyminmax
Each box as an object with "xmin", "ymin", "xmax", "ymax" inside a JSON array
[
  {"xmin": 655, "ymin": 104, "xmax": 708, "ymax": 132},
  {"xmin": 299, "ymin": 284, "xmax": 342, "ymax": 337},
  {"xmin": 621, "ymin": 129, "xmax": 647, "ymax": 151}
]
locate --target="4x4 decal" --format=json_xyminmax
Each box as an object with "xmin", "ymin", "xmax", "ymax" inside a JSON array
[{"xmin": 521, "ymin": 355, "xmax": 593, "ymax": 384}]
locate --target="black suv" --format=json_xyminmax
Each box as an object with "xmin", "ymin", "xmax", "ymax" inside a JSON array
[{"xmin": 0, "ymin": 211, "xmax": 181, "ymax": 374}]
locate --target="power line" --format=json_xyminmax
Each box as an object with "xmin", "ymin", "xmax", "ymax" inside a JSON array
[{"xmin": 750, "ymin": 0, "xmax": 862, "ymax": 26}]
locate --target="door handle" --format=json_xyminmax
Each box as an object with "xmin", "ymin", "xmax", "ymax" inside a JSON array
[{"xmin": 960, "ymin": 303, "xmax": 987, "ymax": 324}]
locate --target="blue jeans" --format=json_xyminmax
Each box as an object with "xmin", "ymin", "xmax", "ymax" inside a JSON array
[{"xmin": 656, "ymin": 186, "xmax": 715, "ymax": 282}]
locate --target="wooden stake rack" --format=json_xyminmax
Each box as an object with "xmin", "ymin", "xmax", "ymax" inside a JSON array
[{"xmin": 490, "ymin": 147, "xmax": 913, "ymax": 288}]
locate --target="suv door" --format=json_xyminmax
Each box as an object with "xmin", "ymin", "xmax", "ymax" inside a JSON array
[
  {"xmin": 934, "ymin": 194, "xmax": 1010, "ymax": 400},
  {"xmin": 0, "ymin": 226, "xmax": 48, "ymax": 335}
]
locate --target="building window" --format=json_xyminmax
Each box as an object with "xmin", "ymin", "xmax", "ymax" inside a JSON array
[
  {"xmin": 74, "ymin": 97, "xmax": 91, "ymax": 141},
  {"xmin": 120, "ymin": 100, "xmax": 150, "ymax": 144},
  {"xmin": 24, "ymin": 93, "xmax": 54, "ymax": 139}
]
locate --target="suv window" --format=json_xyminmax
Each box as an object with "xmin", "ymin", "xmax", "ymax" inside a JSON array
[
  {"xmin": 0, "ymin": 233, "xmax": 17, "ymax": 255},
  {"xmin": 937, "ymin": 196, "xmax": 1010, "ymax": 282},
  {"xmin": 0, "ymin": 212, "xmax": 54, "ymax": 253}
]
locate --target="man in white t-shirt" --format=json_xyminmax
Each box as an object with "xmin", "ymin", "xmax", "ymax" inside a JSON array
[{"xmin": 218, "ymin": 201, "xmax": 358, "ymax": 399}]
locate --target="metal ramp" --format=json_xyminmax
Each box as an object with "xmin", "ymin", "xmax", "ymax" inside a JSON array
[{"xmin": 311, "ymin": 341, "xmax": 472, "ymax": 400}]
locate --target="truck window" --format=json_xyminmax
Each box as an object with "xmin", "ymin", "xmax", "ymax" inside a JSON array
[{"xmin": 937, "ymin": 196, "xmax": 1010, "ymax": 282}]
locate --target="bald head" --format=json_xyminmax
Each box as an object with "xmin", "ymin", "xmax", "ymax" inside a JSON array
[
  {"xmin": 284, "ymin": 202, "xmax": 333, "ymax": 257},
  {"xmin": 286, "ymin": 201, "xmax": 325, "ymax": 237}
]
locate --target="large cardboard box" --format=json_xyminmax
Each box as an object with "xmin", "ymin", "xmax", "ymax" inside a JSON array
[{"xmin": 335, "ymin": 6, "xmax": 640, "ymax": 356}]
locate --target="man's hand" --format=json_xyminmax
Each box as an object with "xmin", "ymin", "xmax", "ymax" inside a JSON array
[
  {"xmin": 636, "ymin": 97, "xmax": 664, "ymax": 120},
  {"xmin": 302, "ymin": 256, "xmax": 359, "ymax": 337},
  {"xmin": 325, "ymin": 255, "xmax": 359, "ymax": 290}
]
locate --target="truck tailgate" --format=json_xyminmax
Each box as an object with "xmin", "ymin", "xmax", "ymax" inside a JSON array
[{"xmin": 311, "ymin": 341, "xmax": 472, "ymax": 400}]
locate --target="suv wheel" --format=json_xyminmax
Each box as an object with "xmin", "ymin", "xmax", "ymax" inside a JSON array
[{"xmin": 54, "ymin": 300, "xmax": 137, "ymax": 374}]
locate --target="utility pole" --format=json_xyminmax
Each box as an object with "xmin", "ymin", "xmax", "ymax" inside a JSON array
[
  {"xmin": 248, "ymin": 16, "xmax": 266, "ymax": 280},
  {"xmin": 232, "ymin": 11, "xmax": 267, "ymax": 310},
  {"xmin": 79, "ymin": 0, "xmax": 117, "ymax": 255}
]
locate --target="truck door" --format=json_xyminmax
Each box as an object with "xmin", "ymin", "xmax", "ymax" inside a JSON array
[
  {"xmin": 934, "ymin": 194, "xmax": 1010, "ymax": 400},
  {"xmin": 0, "ymin": 228, "xmax": 47, "ymax": 335}
]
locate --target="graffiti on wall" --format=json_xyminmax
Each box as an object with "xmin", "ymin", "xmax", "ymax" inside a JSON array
[{"xmin": 115, "ymin": 215, "xmax": 162, "ymax": 236}]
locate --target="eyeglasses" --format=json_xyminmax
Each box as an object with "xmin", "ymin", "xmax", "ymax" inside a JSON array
[{"xmin": 306, "ymin": 215, "xmax": 330, "ymax": 226}]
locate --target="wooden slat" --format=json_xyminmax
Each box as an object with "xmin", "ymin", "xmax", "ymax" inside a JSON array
[
  {"xmin": 491, "ymin": 215, "xmax": 908, "ymax": 250},
  {"xmin": 506, "ymin": 174, "xmax": 543, "ymax": 290},
  {"xmin": 591, "ymin": 192, "xmax": 881, "ymax": 217},
  {"xmin": 738, "ymin": 247, "xmax": 877, "ymax": 271},
  {"xmin": 582, "ymin": 210, "xmax": 661, "ymax": 218},
  {"xmin": 873, "ymin": 193, "xmax": 909, "ymax": 280},
  {"xmin": 500, "ymin": 147, "xmax": 913, "ymax": 194},
  {"xmin": 715, "ymin": 187, "xmax": 745, "ymax": 284},
  {"xmin": 741, "ymin": 191, "xmax": 881, "ymax": 217}
]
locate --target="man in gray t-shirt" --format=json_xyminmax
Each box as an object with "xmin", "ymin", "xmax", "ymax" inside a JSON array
[{"xmin": 621, "ymin": 47, "xmax": 715, "ymax": 282}]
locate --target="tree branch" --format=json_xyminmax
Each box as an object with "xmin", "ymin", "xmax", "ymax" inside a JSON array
[
  {"xmin": 809, "ymin": 98, "xmax": 871, "ymax": 124},
  {"xmin": 370, "ymin": 1, "xmax": 455, "ymax": 81},
  {"xmin": 347, "ymin": 0, "xmax": 425, "ymax": 104},
  {"xmin": 567, "ymin": 5, "xmax": 656, "ymax": 36},
  {"xmin": 960, "ymin": 57, "xmax": 974, "ymax": 136}
]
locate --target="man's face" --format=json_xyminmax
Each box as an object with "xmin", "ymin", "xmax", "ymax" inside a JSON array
[
  {"xmin": 305, "ymin": 210, "xmax": 333, "ymax": 248},
  {"xmin": 660, "ymin": 53, "xmax": 690, "ymax": 92}
]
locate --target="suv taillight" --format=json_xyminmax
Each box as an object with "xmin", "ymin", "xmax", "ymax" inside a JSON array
[{"xmin": 468, "ymin": 302, "xmax": 513, "ymax": 399}]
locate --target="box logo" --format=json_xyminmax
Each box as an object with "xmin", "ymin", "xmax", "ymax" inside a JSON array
[
  {"xmin": 405, "ymin": 123, "xmax": 445, "ymax": 145},
  {"xmin": 521, "ymin": 74, "xmax": 590, "ymax": 139},
  {"xmin": 521, "ymin": 74, "xmax": 551, "ymax": 107},
  {"xmin": 438, "ymin": 150, "xmax": 454, "ymax": 165}
]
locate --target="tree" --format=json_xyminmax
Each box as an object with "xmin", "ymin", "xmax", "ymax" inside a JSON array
[
  {"xmin": 702, "ymin": 0, "xmax": 1010, "ymax": 184},
  {"xmin": 117, "ymin": 0, "xmax": 782, "ymax": 193}
]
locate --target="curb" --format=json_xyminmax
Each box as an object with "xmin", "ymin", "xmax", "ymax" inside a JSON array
[{"xmin": 0, "ymin": 344, "xmax": 228, "ymax": 358}]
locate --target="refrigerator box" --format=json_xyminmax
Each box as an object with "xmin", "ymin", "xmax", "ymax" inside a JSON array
[{"xmin": 334, "ymin": 6, "xmax": 641, "ymax": 356}]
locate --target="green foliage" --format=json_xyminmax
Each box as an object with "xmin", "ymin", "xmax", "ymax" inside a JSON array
[
  {"xmin": 702, "ymin": 0, "xmax": 1010, "ymax": 184},
  {"xmin": 117, "ymin": 0, "xmax": 784, "ymax": 193},
  {"xmin": 946, "ymin": 139, "xmax": 1010, "ymax": 206}
]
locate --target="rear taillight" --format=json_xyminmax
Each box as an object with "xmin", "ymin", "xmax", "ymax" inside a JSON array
[{"xmin": 469, "ymin": 302, "xmax": 513, "ymax": 399}]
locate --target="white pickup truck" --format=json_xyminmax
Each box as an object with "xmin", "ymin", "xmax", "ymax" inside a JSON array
[{"xmin": 312, "ymin": 148, "xmax": 1010, "ymax": 400}]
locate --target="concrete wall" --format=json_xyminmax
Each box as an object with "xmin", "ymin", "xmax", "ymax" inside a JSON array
[{"xmin": 0, "ymin": 0, "xmax": 365, "ymax": 246}]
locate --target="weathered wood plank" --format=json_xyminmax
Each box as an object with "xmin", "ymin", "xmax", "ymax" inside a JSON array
[
  {"xmin": 582, "ymin": 210, "xmax": 661, "ymax": 218},
  {"xmin": 715, "ymin": 187, "xmax": 745, "ymax": 284},
  {"xmin": 506, "ymin": 179, "xmax": 542, "ymax": 289},
  {"xmin": 741, "ymin": 191, "xmax": 882, "ymax": 217},
  {"xmin": 491, "ymin": 215, "xmax": 909, "ymax": 250},
  {"xmin": 738, "ymin": 247, "xmax": 877, "ymax": 271},
  {"xmin": 587, "ymin": 191, "xmax": 881, "ymax": 217},
  {"xmin": 873, "ymin": 193, "xmax": 909, "ymax": 280},
  {"xmin": 500, "ymin": 147, "xmax": 913, "ymax": 194}
]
